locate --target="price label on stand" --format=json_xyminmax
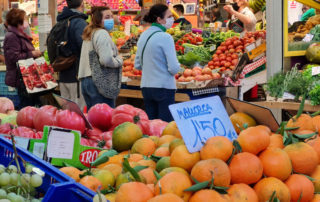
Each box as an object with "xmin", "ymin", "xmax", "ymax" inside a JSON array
[
  {"xmin": 303, "ymin": 34, "xmax": 314, "ymax": 42},
  {"xmin": 312, "ymin": 66, "xmax": 320, "ymax": 76},
  {"xmin": 169, "ymin": 96, "xmax": 237, "ymax": 153},
  {"xmin": 47, "ymin": 129, "xmax": 75, "ymax": 159}
]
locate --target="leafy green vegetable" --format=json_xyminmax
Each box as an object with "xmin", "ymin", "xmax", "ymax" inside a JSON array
[
  {"xmin": 264, "ymin": 72, "xmax": 286, "ymax": 98},
  {"xmin": 309, "ymin": 85, "xmax": 320, "ymax": 105},
  {"xmin": 178, "ymin": 52, "xmax": 202, "ymax": 67}
]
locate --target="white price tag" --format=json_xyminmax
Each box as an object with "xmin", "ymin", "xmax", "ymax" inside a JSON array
[
  {"xmin": 312, "ymin": 66, "xmax": 320, "ymax": 76},
  {"xmin": 38, "ymin": 0, "xmax": 49, "ymax": 14},
  {"xmin": 303, "ymin": 34, "xmax": 314, "ymax": 42},
  {"xmin": 38, "ymin": 15, "xmax": 52, "ymax": 33},
  {"xmin": 210, "ymin": 45, "xmax": 216, "ymax": 52},
  {"xmin": 14, "ymin": 137, "xmax": 29, "ymax": 150},
  {"xmin": 47, "ymin": 130, "xmax": 74, "ymax": 159},
  {"xmin": 169, "ymin": 96, "xmax": 237, "ymax": 153},
  {"xmin": 282, "ymin": 92, "xmax": 295, "ymax": 100},
  {"xmin": 33, "ymin": 142, "xmax": 45, "ymax": 159}
]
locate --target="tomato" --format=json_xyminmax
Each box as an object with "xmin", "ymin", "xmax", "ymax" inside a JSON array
[
  {"xmin": 249, "ymin": 37, "xmax": 255, "ymax": 43},
  {"xmin": 202, "ymin": 67, "xmax": 212, "ymax": 75},
  {"xmin": 209, "ymin": 65, "xmax": 214, "ymax": 69},
  {"xmin": 225, "ymin": 62, "xmax": 231, "ymax": 68},
  {"xmin": 148, "ymin": 119, "xmax": 168, "ymax": 137},
  {"xmin": 12, "ymin": 127, "xmax": 36, "ymax": 139},
  {"xmin": 56, "ymin": 110, "xmax": 86, "ymax": 134},
  {"xmin": 226, "ymin": 57, "xmax": 232, "ymax": 62},
  {"xmin": 231, "ymin": 54, "xmax": 238, "ymax": 59},
  {"xmin": 185, "ymin": 76, "xmax": 194, "ymax": 82},
  {"xmin": 17, "ymin": 107, "xmax": 38, "ymax": 129},
  {"xmin": 233, "ymin": 40, "xmax": 241, "ymax": 47},
  {"xmin": 208, "ymin": 61, "xmax": 214, "ymax": 66},
  {"xmin": 232, "ymin": 59, "xmax": 239, "ymax": 65},
  {"xmin": 33, "ymin": 105, "xmax": 58, "ymax": 132},
  {"xmin": 203, "ymin": 74, "xmax": 212, "ymax": 80},
  {"xmin": 193, "ymin": 66, "xmax": 202, "ymax": 72},
  {"xmin": 228, "ymin": 45, "xmax": 235, "ymax": 50},
  {"xmin": 221, "ymin": 42, "xmax": 226, "ymax": 46},
  {"xmin": 111, "ymin": 104, "xmax": 149, "ymax": 135},
  {"xmin": 229, "ymin": 49, "xmax": 235, "ymax": 54},
  {"xmin": 213, "ymin": 57, "xmax": 219, "ymax": 62},
  {"xmin": 230, "ymin": 65, "xmax": 236, "ymax": 70},
  {"xmin": 219, "ymin": 55, "xmax": 226, "ymax": 61},
  {"xmin": 225, "ymin": 41, "xmax": 232, "ymax": 46},
  {"xmin": 35, "ymin": 131, "xmax": 43, "ymax": 139},
  {"xmin": 0, "ymin": 123, "xmax": 12, "ymax": 134},
  {"xmin": 214, "ymin": 62, "xmax": 220, "ymax": 67},
  {"xmin": 0, "ymin": 97, "xmax": 14, "ymax": 114},
  {"xmin": 195, "ymin": 75, "xmax": 205, "ymax": 81},
  {"xmin": 183, "ymin": 69, "xmax": 193, "ymax": 77},
  {"xmin": 236, "ymin": 49, "xmax": 243, "ymax": 53},
  {"xmin": 81, "ymin": 138, "xmax": 95, "ymax": 147},
  {"xmin": 212, "ymin": 73, "xmax": 221, "ymax": 79},
  {"xmin": 87, "ymin": 104, "xmax": 113, "ymax": 131},
  {"xmin": 178, "ymin": 76, "xmax": 186, "ymax": 82},
  {"xmin": 212, "ymin": 54, "xmax": 218, "ymax": 58},
  {"xmin": 220, "ymin": 46, "xmax": 227, "ymax": 52},
  {"xmin": 85, "ymin": 127, "xmax": 103, "ymax": 141},
  {"xmin": 220, "ymin": 60, "xmax": 226, "ymax": 66},
  {"xmin": 216, "ymin": 50, "xmax": 222, "ymax": 55},
  {"xmin": 95, "ymin": 131, "xmax": 113, "ymax": 149},
  {"xmin": 192, "ymin": 70, "xmax": 202, "ymax": 77}
]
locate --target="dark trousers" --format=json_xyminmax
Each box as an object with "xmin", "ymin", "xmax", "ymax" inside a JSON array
[
  {"xmin": 142, "ymin": 87, "xmax": 175, "ymax": 122},
  {"xmin": 81, "ymin": 77, "xmax": 115, "ymax": 110},
  {"xmin": 17, "ymin": 88, "xmax": 41, "ymax": 110}
]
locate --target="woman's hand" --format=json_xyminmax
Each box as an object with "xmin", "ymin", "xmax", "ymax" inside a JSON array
[
  {"xmin": 32, "ymin": 50, "xmax": 42, "ymax": 58},
  {"xmin": 224, "ymin": 5, "xmax": 235, "ymax": 14}
]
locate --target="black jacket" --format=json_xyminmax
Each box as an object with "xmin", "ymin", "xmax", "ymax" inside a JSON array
[
  {"xmin": 174, "ymin": 17, "xmax": 191, "ymax": 26},
  {"xmin": 57, "ymin": 7, "xmax": 87, "ymax": 83}
]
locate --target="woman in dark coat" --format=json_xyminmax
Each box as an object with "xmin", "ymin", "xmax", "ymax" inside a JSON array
[{"xmin": 4, "ymin": 8, "xmax": 41, "ymax": 108}]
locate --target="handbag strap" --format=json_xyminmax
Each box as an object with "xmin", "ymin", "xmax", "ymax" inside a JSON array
[{"xmin": 141, "ymin": 31, "xmax": 161, "ymax": 67}]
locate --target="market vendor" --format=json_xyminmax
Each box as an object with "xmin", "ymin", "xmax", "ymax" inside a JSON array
[
  {"xmin": 224, "ymin": 0, "xmax": 256, "ymax": 33},
  {"xmin": 173, "ymin": 4, "xmax": 191, "ymax": 26},
  {"xmin": 135, "ymin": 4, "xmax": 180, "ymax": 122},
  {"xmin": 301, "ymin": 6, "xmax": 316, "ymax": 21}
]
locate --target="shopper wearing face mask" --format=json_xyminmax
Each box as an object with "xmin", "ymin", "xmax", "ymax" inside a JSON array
[
  {"xmin": 79, "ymin": 6, "xmax": 123, "ymax": 109},
  {"xmin": 135, "ymin": 4, "xmax": 180, "ymax": 122},
  {"xmin": 3, "ymin": 8, "xmax": 42, "ymax": 108},
  {"xmin": 224, "ymin": 0, "xmax": 256, "ymax": 33}
]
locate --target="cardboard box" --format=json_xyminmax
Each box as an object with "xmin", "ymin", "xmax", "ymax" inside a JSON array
[{"xmin": 225, "ymin": 97, "xmax": 279, "ymax": 132}]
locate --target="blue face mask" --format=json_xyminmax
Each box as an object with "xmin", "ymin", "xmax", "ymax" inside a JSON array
[{"xmin": 104, "ymin": 19, "xmax": 114, "ymax": 31}]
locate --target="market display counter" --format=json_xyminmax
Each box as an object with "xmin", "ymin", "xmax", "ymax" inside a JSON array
[{"xmin": 252, "ymin": 101, "xmax": 320, "ymax": 112}]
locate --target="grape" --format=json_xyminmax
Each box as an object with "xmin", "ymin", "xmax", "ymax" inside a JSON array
[
  {"xmin": 9, "ymin": 195, "xmax": 25, "ymax": 202},
  {"xmin": 8, "ymin": 165, "xmax": 17, "ymax": 173},
  {"xmin": 0, "ymin": 189, "xmax": 6, "ymax": 199},
  {"xmin": 0, "ymin": 165, "xmax": 5, "ymax": 174},
  {"xmin": 30, "ymin": 174, "xmax": 42, "ymax": 188},
  {"xmin": 31, "ymin": 199, "xmax": 41, "ymax": 202},
  {"xmin": 0, "ymin": 199, "xmax": 10, "ymax": 202},
  {"xmin": 7, "ymin": 192, "xmax": 17, "ymax": 200},
  {"xmin": 21, "ymin": 174, "xmax": 30, "ymax": 187},
  {"xmin": 25, "ymin": 165, "xmax": 33, "ymax": 174},
  {"xmin": 10, "ymin": 173, "xmax": 19, "ymax": 186},
  {"xmin": 0, "ymin": 173, "xmax": 10, "ymax": 186}
]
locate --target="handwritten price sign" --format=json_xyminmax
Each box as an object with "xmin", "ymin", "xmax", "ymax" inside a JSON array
[{"xmin": 169, "ymin": 96, "xmax": 237, "ymax": 153}]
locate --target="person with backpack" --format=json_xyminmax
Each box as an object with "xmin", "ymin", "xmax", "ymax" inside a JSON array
[
  {"xmin": 135, "ymin": 4, "xmax": 180, "ymax": 122},
  {"xmin": 3, "ymin": 8, "xmax": 42, "ymax": 108},
  {"xmin": 78, "ymin": 6, "xmax": 123, "ymax": 109},
  {"xmin": 55, "ymin": 0, "xmax": 87, "ymax": 109}
]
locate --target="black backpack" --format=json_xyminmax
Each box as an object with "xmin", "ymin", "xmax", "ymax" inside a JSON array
[{"xmin": 47, "ymin": 15, "xmax": 81, "ymax": 72}]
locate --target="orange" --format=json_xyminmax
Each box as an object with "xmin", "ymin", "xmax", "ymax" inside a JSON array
[
  {"xmin": 112, "ymin": 122, "xmax": 143, "ymax": 152},
  {"xmin": 229, "ymin": 112, "xmax": 257, "ymax": 134},
  {"xmin": 139, "ymin": 168, "xmax": 157, "ymax": 185},
  {"xmin": 93, "ymin": 170, "xmax": 115, "ymax": 189},
  {"xmin": 237, "ymin": 126, "xmax": 270, "ymax": 155},
  {"xmin": 285, "ymin": 174, "xmax": 314, "ymax": 202},
  {"xmin": 284, "ymin": 142, "xmax": 318, "ymax": 175},
  {"xmin": 127, "ymin": 153, "xmax": 144, "ymax": 162},
  {"xmin": 131, "ymin": 138, "xmax": 157, "ymax": 156},
  {"xmin": 228, "ymin": 183, "xmax": 258, "ymax": 202},
  {"xmin": 79, "ymin": 176, "xmax": 102, "ymax": 191},
  {"xmin": 229, "ymin": 152, "xmax": 263, "ymax": 184},
  {"xmin": 148, "ymin": 193, "xmax": 184, "ymax": 202},
  {"xmin": 102, "ymin": 164, "xmax": 123, "ymax": 179},
  {"xmin": 169, "ymin": 139, "xmax": 185, "ymax": 154},
  {"xmin": 59, "ymin": 167, "xmax": 82, "ymax": 182},
  {"xmin": 312, "ymin": 165, "xmax": 320, "ymax": 192},
  {"xmin": 155, "ymin": 172, "xmax": 192, "ymax": 202},
  {"xmin": 159, "ymin": 167, "xmax": 189, "ymax": 178},
  {"xmin": 307, "ymin": 137, "xmax": 320, "ymax": 163},
  {"xmin": 189, "ymin": 189, "xmax": 231, "ymax": 202},
  {"xmin": 268, "ymin": 133, "xmax": 284, "ymax": 149},
  {"xmin": 170, "ymin": 145, "xmax": 200, "ymax": 172},
  {"xmin": 313, "ymin": 115, "xmax": 320, "ymax": 135},
  {"xmin": 311, "ymin": 194, "xmax": 320, "ymax": 202},
  {"xmin": 115, "ymin": 182, "xmax": 154, "ymax": 202},
  {"xmin": 254, "ymin": 177, "xmax": 290, "ymax": 202},
  {"xmin": 149, "ymin": 136, "xmax": 160, "ymax": 146},
  {"xmin": 97, "ymin": 154, "xmax": 124, "ymax": 168},
  {"xmin": 259, "ymin": 148, "xmax": 292, "ymax": 181},
  {"xmin": 255, "ymin": 125, "xmax": 272, "ymax": 135},
  {"xmin": 200, "ymin": 136, "xmax": 233, "ymax": 161},
  {"xmin": 154, "ymin": 147, "xmax": 170, "ymax": 157},
  {"xmin": 162, "ymin": 121, "xmax": 182, "ymax": 138},
  {"xmin": 156, "ymin": 157, "xmax": 171, "ymax": 172},
  {"xmin": 190, "ymin": 159, "xmax": 231, "ymax": 187},
  {"xmin": 158, "ymin": 135, "xmax": 177, "ymax": 146},
  {"xmin": 147, "ymin": 183, "xmax": 155, "ymax": 194},
  {"xmin": 286, "ymin": 114, "xmax": 315, "ymax": 134},
  {"xmin": 105, "ymin": 193, "xmax": 116, "ymax": 202},
  {"xmin": 137, "ymin": 159, "xmax": 157, "ymax": 170}
]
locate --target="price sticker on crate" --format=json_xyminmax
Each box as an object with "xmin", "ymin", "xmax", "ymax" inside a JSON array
[{"xmin": 169, "ymin": 96, "xmax": 237, "ymax": 153}]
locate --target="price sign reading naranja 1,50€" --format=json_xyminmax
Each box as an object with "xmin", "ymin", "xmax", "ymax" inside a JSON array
[{"xmin": 169, "ymin": 96, "xmax": 237, "ymax": 153}]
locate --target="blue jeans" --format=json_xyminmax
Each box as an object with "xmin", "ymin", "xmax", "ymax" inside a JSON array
[
  {"xmin": 142, "ymin": 87, "xmax": 175, "ymax": 122},
  {"xmin": 81, "ymin": 77, "xmax": 115, "ymax": 110}
]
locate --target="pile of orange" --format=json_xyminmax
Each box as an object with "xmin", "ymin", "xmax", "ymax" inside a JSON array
[{"xmin": 59, "ymin": 114, "xmax": 320, "ymax": 202}]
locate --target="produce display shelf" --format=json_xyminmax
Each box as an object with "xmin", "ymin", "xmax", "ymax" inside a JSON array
[
  {"xmin": 251, "ymin": 101, "xmax": 320, "ymax": 112},
  {"xmin": 0, "ymin": 136, "xmax": 95, "ymax": 202}
]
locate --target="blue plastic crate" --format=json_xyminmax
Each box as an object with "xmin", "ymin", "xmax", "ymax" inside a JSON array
[
  {"xmin": 0, "ymin": 72, "xmax": 18, "ymax": 96},
  {"xmin": 0, "ymin": 136, "xmax": 95, "ymax": 201}
]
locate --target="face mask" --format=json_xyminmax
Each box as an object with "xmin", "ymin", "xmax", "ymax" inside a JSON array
[
  {"xmin": 163, "ymin": 17, "xmax": 174, "ymax": 29},
  {"xmin": 104, "ymin": 19, "xmax": 114, "ymax": 31},
  {"xmin": 232, "ymin": 3, "xmax": 240, "ymax": 11},
  {"xmin": 23, "ymin": 20, "xmax": 28, "ymax": 29}
]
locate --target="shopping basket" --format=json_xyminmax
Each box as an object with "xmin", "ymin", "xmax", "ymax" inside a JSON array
[{"xmin": 0, "ymin": 136, "xmax": 96, "ymax": 201}]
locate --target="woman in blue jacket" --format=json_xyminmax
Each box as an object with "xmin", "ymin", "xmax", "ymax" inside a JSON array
[{"xmin": 135, "ymin": 4, "xmax": 180, "ymax": 122}]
